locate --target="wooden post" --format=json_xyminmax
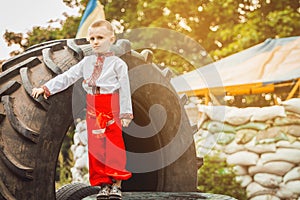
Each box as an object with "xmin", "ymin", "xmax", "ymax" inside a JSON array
[{"xmin": 286, "ymin": 79, "xmax": 300, "ymax": 100}]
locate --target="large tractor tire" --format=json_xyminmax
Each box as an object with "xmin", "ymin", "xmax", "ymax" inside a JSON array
[{"xmin": 0, "ymin": 38, "xmax": 198, "ymax": 200}]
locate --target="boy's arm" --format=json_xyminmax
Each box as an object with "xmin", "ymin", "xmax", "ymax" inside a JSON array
[
  {"xmin": 116, "ymin": 59, "xmax": 134, "ymax": 124},
  {"xmin": 32, "ymin": 58, "xmax": 85, "ymax": 98},
  {"xmin": 43, "ymin": 59, "xmax": 85, "ymax": 96}
]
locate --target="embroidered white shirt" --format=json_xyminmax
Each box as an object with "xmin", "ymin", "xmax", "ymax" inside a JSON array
[{"xmin": 44, "ymin": 55, "xmax": 133, "ymax": 118}]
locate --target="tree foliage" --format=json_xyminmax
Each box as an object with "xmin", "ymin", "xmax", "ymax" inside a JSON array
[
  {"xmin": 211, "ymin": 1, "xmax": 300, "ymax": 59},
  {"xmin": 3, "ymin": 14, "xmax": 81, "ymax": 57},
  {"xmin": 104, "ymin": 0, "xmax": 299, "ymax": 72},
  {"xmin": 198, "ymin": 153, "xmax": 248, "ymax": 200},
  {"xmin": 2, "ymin": 0, "xmax": 300, "ymax": 73}
]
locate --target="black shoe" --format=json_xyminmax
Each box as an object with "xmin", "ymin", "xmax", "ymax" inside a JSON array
[
  {"xmin": 109, "ymin": 185, "xmax": 122, "ymax": 200},
  {"xmin": 97, "ymin": 184, "xmax": 111, "ymax": 200}
]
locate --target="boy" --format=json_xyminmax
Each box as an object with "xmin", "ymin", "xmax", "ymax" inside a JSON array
[{"xmin": 32, "ymin": 20, "xmax": 133, "ymax": 200}]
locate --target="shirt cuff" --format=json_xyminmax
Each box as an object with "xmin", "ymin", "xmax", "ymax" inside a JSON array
[
  {"xmin": 120, "ymin": 113, "xmax": 134, "ymax": 119},
  {"xmin": 42, "ymin": 85, "xmax": 51, "ymax": 98}
]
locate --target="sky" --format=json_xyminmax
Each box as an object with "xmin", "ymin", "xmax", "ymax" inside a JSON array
[{"xmin": 0, "ymin": 0, "xmax": 80, "ymax": 60}]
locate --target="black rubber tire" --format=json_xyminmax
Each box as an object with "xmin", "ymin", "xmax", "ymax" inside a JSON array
[
  {"xmin": 0, "ymin": 38, "xmax": 197, "ymax": 200},
  {"xmin": 56, "ymin": 182, "xmax": 99, "ymax": 200},
  {"xmin": 56, "ymin": 184, "xmax": 236, "ymax": 200}
]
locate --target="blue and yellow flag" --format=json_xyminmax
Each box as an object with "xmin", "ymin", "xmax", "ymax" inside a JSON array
[{"xmin": 76, "ymin": 0, "xmax": 105, "ymax": 38}]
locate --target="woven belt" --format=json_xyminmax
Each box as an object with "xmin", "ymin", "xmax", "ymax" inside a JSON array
[
  {"xmin": 92, "ymin": 86, "xmax": 100, "ymax": 94},
  {"xmin": 87, "ymin": 111, "xmax": 115, "ymax": 125}
]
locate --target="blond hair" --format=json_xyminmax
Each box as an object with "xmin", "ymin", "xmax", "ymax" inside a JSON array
[{"xmin": 88, "ymin": 20, "xmax": 114, "ymax": 35}]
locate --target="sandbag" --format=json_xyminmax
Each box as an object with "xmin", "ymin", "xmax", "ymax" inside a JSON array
[
  {"xmin": 250, "ymin": 105, "xmax": 286, "ymax": 122},
  {"xmin": 213, "ymin": 143, "xmax": 224, "ymax": 152},
  {"xmin": 73, "ymin": 145, "xmax": 86, "ymax": 160},
  {"xmin": 249, "ymin": 195, "xmax": 280, "ymax": 200},
  {"xmin": 245, "ymin": 139, "xmax": 277, "ymax": 154},
  {"xmin": 246, "ymin": 182, "xmax": 276, "ymax": 198},
  {"xmin": 225, "ymin": 107, "xmax": 255, "ymax": 125},
  {"xmin": 235, "ymin": 129, "xmax": 257, "ymax": 144},
  {"xmin": 193, "ymin": 129, "xmax": 205, "ymax": 142},
  {"xmin": 286, "ymin": 125, "xmax": 300, "ymax": 137},
  {"xmin": 285, "ymin": 111, "xmax": 300, "ymax": 118},
  {"xmin": 276, "ymin": 183, "xmax": 297, "ymax": 199},
  {"xmin": 70, "ymin": 167, "xmax": 84, "ymax": 182},
  {"xmin": 216, "ymin": 132, "xmax": 235, "ymax": 145},
  {"xmin": 207, "ymin": 121, "xmax": 236, "ymax": 133},
  {"xmin": 227, "ymin": 151, "xmax": 259, "ymax": 166},
  {"xmin": 194, "ymin": 130, "xmax": 212, "ymax": 150},
  {"xmin": 75, "ymin": 119, "xmax": 87, "ymax": 132},
  {"xmin": 74, "ymin": 120, "xmax": 88, "ymax": 146},
  {"xmin": 273, "ymin": 115, "xmax": 300, "ymax": 126},
  {"xmin": 276, "ymin": 141, "xmax": 300, "ymax": 150},
  {"xmin": 70, "ymin": 144, "xmax": 76, "ymax": 155},
  {"xmin": 197, "ymin": 112, "xmax": 208, "ymax": 130},
  {"xmin": 260, "ymin": 148, "xmax": 300, "ymax": 164},
  {"xmin": 248, "ymin": 161, "xmax": 295, "ymax": 176},
  {"xmin": 253, "ymin": 173, "xmax": 282, "ymax": 188},
  {"xmin": 224, "ymin": 141, "xmax": 246, "ymax": 154},
  {"xmin": 233, "ymin": 165, "xmax": 248, "ymax": 176},
  {"xmin": 198, "ymin": 105, "xmax": 227, "ymax": 122},
  {"xmin": 283, "ymin": 167, "xmax": 300, "ymax": 183},
  {"xmin": 256, "ymin": 127, "xmax": 289, "ymax": 144},
  {"xmin": 236, "ymin": 175, "xmax": 252, "ymax": 187},
  {"xmin": 280, "ymin": 98, "xmax": 300, "ymax": 115},
  {"xmin": 73, "ymin": 131, "xmax": 81, "ymax": 146},
  {"xmin": 194, "ymin": 130, "xmax": 217, "ymax": 157},
  {"xmin": 194, "ymin": 130, "xmax": 216, "ymax": 145},
  {"xmin": 200, "ymin": 120, "xmax": 210, "ymax": 130},
  {"xmin": 78, "ymin": 131, "xmax": 88, "ymax": 146},
  {"xmin": 74, "ymin": 153, "xmax": 88, "ymax": 169},
  {"xmin": 283, "ymin": 180, "xmax": 300, "ymax": 195},
  {"xmin": 185, "ymin": 103, "xmax": 199, "ymax": 124},
  {"xmin": 236, "ymin": 122, "xmax": 270, "ymax": 131}
]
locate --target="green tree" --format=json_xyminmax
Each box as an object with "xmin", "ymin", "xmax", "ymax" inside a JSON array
[
  {"xmin": 2, "ymin": 0, "xmax": 89, "ymax": 57},
  {"xmin": 198, "ymin": 153, "xmax": 247, "ymax": 200},
  {"xmin": 3, "ymin": 0, "xmax": 300, "ymax": 73},
  {"xmin": 103, "ymin": 0, "xmax": 300, "ymax": 71},
  {"xmin": 211, "ymin": 0, "xmax": 300, "ymax": 59},
  {"xmin": 3, "ymin": 14, "xmax": 81, "ymax": 57}
]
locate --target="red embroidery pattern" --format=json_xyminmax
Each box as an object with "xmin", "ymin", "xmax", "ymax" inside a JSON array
[
  {"xmin": 120, "ymin": 113, "xmax": 134, "ymax": 119},
  {"xmin": 42, "ymin": 85, "xmax": 51, "ymax": 98},
  {"xmin": 87, "ymin": 52, "xmax": 114, "ymax": 87}
]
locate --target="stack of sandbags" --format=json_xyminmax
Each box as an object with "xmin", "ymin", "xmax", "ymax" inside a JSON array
[
  {"xmin": 70, "ymin": 119, "xmax": 89, "ymax": 184},
  {"xmin": 194, "ymin": 98, "xmax": 300, "ymax": 200},
  {"xmin": 185, "ymin": 97, "xmax": 202, "ymax": 125}
]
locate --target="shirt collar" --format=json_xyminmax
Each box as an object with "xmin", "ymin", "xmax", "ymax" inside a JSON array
[{"xmin": 96, "ymin": 51, "xmax": 114, "ymax": 58}]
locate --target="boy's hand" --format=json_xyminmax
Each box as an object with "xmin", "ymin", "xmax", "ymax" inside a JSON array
[
  {"xmin": 121, "ymin": 119, "xmax": 131, "ymax": 127},
  {"xmin": 31, "ymin": 88, "xmax": 47, "ymax": 99}
]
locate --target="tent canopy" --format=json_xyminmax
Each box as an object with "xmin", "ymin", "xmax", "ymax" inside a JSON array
[{"xmin": 171, "ymin": 36, "xmax": 300, "ymax": 97}]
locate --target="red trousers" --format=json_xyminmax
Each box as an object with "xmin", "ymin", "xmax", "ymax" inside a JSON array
[{"xmin": 86, "ymin": 93, "xmax": 132, "ymax": 186}]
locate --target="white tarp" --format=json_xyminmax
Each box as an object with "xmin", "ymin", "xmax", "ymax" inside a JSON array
[{"xmin": 171, "ymin": 36, "xmax": 300, "ymax": 94}]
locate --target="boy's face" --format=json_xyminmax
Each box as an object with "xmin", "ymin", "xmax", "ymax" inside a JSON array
[{"xmin": 88, "ymin": 26, "xmax": 115, "ymax": 54}]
